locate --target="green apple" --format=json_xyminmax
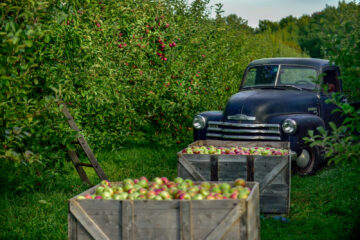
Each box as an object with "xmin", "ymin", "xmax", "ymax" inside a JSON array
[
  {"xmin": 220, "ymin": 183, "xmax": 231, "ymax": 193},
  {"xmin": 174, "ymin": 177, "xmax": 184, "ymax": 184},
  {"xmin": 184, "ymin": 179, "xmax": 193, "ymax": 187},
  {"xmin": 101, "ymin": 191, "xmax": 112, "ymax": 200},
  {"xmin": 200, "ymin": 182, "xmax": 211, "ymax": 190},
  {"xmin": 96, "ymin": 186, "xmax": 105, "ymax": 195},
  {"xmin": 138, "ymin": 179, "xmax": 148, "ymax": 188},
  {"xmin": 154, "ymin": 195, "xmax": 163, "ymax": 200},
  {"xmin": 193, "ymin": 194, "xmax": 204, "ymax": 200}
]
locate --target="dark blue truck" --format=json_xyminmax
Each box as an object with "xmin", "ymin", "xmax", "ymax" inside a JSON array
[{"xmin": 192, "ymin": 58, "xmax": 349, "ymax": 175}]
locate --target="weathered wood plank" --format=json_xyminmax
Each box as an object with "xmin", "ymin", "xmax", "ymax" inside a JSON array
[
  {"xmin": 62, "ymin": 103, "xmax": 108, "ymax": 181},
  {"xmin": 247, "ymin": 183, "xmax": 260, "ymax": 240},
  {"xmin": 259, "ymin": 160, "xmax": 288, "ymax": 193},
  {"xmin": 122, "ymin": 200, "xmax": 134, "ymax": 240},
  {"xmin": 77, "ymin": 136, "xmax": 108, "ymax": 181},
  {"xmin": 134, "ymin": 200, "xmax": 179, "ymax": 210},
  {"xmin": 62, "ymin": 104, "xmax": 81, "ymax": 131},
  {"xmin": 253, "ymin": 157, "xmax": 284, "ymax": 183},
  {"xmin": 205, "ymin": 202, "xmax": 245, "ymax": 240},
  {"xmin": 180, "ymin": 201, "xmax": 192, "ymax": 240},
  {"xmin": 68, "ymin": 213, "xmax": 77, "ymax": 240},
  {"xmin": 260, "ymin": 195, "xmax": 288, "ymax": 213},
  {"xmin": 287, "ymin": 155, "xmax": 291, "ymax": 215},
  {"xmin": 210, "ymin": 155, "xmax": 219, "ymax": 181},
  {"xmin": 178, "ymin": 154, "xmax": 205, "ymax": 181},
  {"xmin": 68, "ymin": 150, "xmax": 91, "ymax": 185},
  {"xmin": 246, "ymin": 156, "xmax": 255, "ymax": 181},
  {"xmin": 69, "ymin": 200, "xmax": 110, "ymax": 240}
]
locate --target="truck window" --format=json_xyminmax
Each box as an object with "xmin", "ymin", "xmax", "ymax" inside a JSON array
[
  {"xmin": 243, "ymin": 65, "xmax": 278, "ymax": 87},
  {"xmin": 278, "ymin": 66, "xmax": 318, "ymax": 89},
  {"xmin": 323, "ymin": 69, "xmax": 340, "ymax": 93}
]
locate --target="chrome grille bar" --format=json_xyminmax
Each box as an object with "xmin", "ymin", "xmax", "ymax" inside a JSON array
[
  {"xmin": 208, "ymin": 121, "xmax": 280, "ymax": 129},
  {"xmin": 206, "ymin": 121, "xmax": 281, "ymax": 141},
  {"xmin": 207, "ymin": 127, "xmax": 280, "ymax": 134},
  {"xmin": 206, "ymin": 133, "xmax": 281, "ymax": 141}
]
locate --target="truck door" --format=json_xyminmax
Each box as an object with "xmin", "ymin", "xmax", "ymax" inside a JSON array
[{"xmin": 320, "ymin": 67, "xmax": 345, "ymax": 130}]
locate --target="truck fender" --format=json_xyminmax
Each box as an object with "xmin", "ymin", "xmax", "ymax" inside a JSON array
[{"xmin": 193, "ymin": 111, "xmax": 223, "ymax": 140}]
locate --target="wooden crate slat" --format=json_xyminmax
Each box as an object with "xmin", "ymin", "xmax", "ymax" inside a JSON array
[
  {"xmin": 246, "ymin": 156, "xmax": 255, "ymax": 181},
  {"xmin": 259, "ymin": 159, "xmax": 288, "ymax": 193},
  {"xmin": 210, "ymin": 155, "xmax": 219, "ymax": 181},
  {"xmin": 204, "ymin": 202, "xmax": 245, "ymax": 240},
  {"xmin": 122, "ymin": 200, "xmax": 134, "ymax": 240},
  {"xmin": 246, "ymin": 182, "xmax": 260, "ymax": 240},
  {"xmin": 68, "ymin": 213, "xmax": 77, "ymax": 240},
  {"xmin": 69, "ymin": 199, "xmax": 110, "ymax": 240},
  {"xmin": 180, "ymin": 201, "xmax": 192, "ymax": 240},
  {"xmin": 178, "ymin": 154, "xmax": 205, "ymax": 181}
]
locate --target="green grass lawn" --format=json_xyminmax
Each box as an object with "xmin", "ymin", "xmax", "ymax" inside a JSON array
[{"xmin": 0, "ymin": 144, "xmax": 359, "ymax": 239}]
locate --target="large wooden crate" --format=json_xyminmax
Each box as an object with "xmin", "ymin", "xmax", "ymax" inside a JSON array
[
  {"xmin": 68, "ymin": 182, "xmax": 260, "ymax": 240},
  {"xmin": 177, "ymin": 140, "xmax": 291, "ymax": 214}
]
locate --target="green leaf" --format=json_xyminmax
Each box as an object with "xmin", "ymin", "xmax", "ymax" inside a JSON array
[
  {"xmin": 44, "ymin": 35, "xmax": 50, "ymax": 43},
  {"xmin": 24, "ymin": 40, "xmax": 33, "ymax": 47}
]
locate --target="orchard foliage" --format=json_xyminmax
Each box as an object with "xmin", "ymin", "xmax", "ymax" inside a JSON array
[
  {"xmin": 258, "ymin": 1, "xmax": 360, "ymax": 167},
  {"xmin": 0, "ymin": 0, "xmax": 303, "ymax": 181},
  {"xmin": 304, "ymin": 96, "xmax": 360, "ymax": 167},
  {"xmin": 256, "ymin": 1, "xmax": 360, "ymax": 100}
]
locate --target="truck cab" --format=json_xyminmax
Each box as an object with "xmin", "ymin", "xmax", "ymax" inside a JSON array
[{"xmin": 193, "ymin": 58, "xmax": 344, "ymax": 175}]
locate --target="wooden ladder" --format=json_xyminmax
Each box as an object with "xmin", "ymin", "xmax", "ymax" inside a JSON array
[{"xmin": 61, "ymin": 103, "xmax": 108, "ymax": 184}]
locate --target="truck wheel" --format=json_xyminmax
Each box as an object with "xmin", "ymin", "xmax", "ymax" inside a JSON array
[{"xmin": 295, "ymin": 145, "xmax": 323, "ymax": 176}]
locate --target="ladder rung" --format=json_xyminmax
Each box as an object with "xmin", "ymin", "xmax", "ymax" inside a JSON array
[{"xmin": 76, "ymin": 163, "xmax": 93, "ymax": 168}]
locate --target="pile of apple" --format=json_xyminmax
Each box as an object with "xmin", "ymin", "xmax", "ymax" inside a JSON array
[
  {"xmin": 77, "ymin": 177, "xmax": 251, "ymax": 200},
  {"xmin": 182, "ymin": 146, "xmax": 289, "ymax": 156}
]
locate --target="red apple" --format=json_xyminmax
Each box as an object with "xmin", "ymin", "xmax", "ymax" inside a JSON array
[
  {"xmin": 147, "ymin": 191, "xmax": 156, "ymax": 199},
  {"xmin": 206, "ymin": 194, "xmax": 216, "ymax": 200},
  {"xmin": 230, "ymin": 193, "xmax": 238, "ymax": 199},
  {"xmin": 179, "ymin": 193, "xmax": 191, "ymax": 200},
  {"xmin": 161, "ymin": 177, "xmax": 169, "ymax": 184}
]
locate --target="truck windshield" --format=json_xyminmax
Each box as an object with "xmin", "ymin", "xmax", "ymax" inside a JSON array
[{"xmin": 242, "ymin": 65, "xmax": 318, "ymax": 90}]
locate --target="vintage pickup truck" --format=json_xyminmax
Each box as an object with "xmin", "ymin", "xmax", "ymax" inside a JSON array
[{"xmin": 192, "ymin": 58, "xmax": 347, "ymax": 175}]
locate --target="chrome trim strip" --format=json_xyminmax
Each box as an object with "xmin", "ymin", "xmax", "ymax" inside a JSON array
[
  {"xmin": 227, "ymin": 114, "xmax": 256, "ymax": 121},
  {"xmin": 207, "ymin": 127, "xmax": 280, "ymax": 134},
  {"xmin": 208, "ymin": 121, "xmax": 280, "ymax": 129},
  {"xmin": 274, "ymin": 64, "xmax": 281, "ymax": 86},
  {"xmin": 206, "ymin": 133, "xmax": 281, "ymax": 141}
]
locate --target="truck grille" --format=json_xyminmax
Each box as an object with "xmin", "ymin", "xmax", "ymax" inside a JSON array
[{"xmin": 206, "ymin": 121, "xmax": 281, "ymax": 141}]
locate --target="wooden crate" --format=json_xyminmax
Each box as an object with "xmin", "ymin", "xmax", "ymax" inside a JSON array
[
  {"xmin": 68, "ymin": 182, "xmax": 260, "ymax": 240},
  {"xmin": 177, "ymin": 140, "xmax": 291, "ymax": 214}
]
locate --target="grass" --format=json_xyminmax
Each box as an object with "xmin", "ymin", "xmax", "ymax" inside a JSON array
[{"xmin": 0, "ymin": 144, "xmax": 359, "ymax": 239}]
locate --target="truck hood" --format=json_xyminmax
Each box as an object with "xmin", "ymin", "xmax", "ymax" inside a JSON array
[{"xmin": 223, "ymin": 89, "xmax": 319, "ymax": 123}]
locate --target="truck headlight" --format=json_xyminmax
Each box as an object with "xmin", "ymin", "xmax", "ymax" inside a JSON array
[
  {"xmin": 193, "ymin": 115, "xmax": 206, "ymax": 130},
  {"xmin": 282, "ymin": 119, "xmax": 297, "ymax": 134}
]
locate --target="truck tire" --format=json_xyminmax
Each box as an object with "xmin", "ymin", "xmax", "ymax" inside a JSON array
[{"xmin": 295, "ymin": 145, "xmax": 324, "ymax": 176}]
